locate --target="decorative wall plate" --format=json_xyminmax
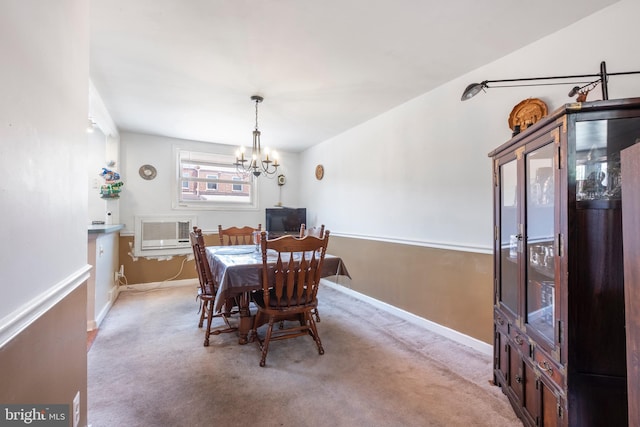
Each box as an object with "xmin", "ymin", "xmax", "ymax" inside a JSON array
[
  {"xmin": 315, "ymin": 164, "xmax": 324, "ymax": 180},
  {"xmin": 139, "ymin": 164, "xmax": 157, "ymax": 180},
  {"xmin": 277, "ymin": 174, "xmax": 286, "ymax": 186},
  {"xmin": 508, "ymin": 98, "xmax": 548, "ymax": 131}
]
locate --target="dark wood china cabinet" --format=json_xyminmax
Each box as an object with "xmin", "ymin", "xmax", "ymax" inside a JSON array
[{"xmin": 489, "ymin": 98, "xmax": 640, "ymax": 426}]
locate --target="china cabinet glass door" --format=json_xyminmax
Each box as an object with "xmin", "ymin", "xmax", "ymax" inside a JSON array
[
  {"xmin": 525, "ymin": 143, "xmax": 555, "ymax": 343},
  {"xmin": 499, "ymin": 158, "xmax": 519, "ymax": 315}
]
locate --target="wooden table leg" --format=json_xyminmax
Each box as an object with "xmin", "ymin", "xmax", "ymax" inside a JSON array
[{"xmin": 237, "ymin": 292, "xmax": 253, "ymax": 344}]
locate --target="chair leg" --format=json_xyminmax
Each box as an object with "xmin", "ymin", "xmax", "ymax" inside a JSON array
[
  {"xmin": 259, "ymin": 316, "xmax": 276, "ymax": 367},
  {"xmin": 198, "ymin": 299, "xmax": 206, "ymax": 328},
  {"xmin": 211, "ymin": 299, "xmax": 238, "ymax": 336},
  {"xmin": 204, "ymin": 300, "xmax": 213, "ymax": 347},
  {"xmin": 249, "ymin": 311, "xmax": 259, "ymax": 343},
  {"xmin": 306, "ymin": 312, "xmax": 324, "ymax": 355},
  {"xmin": 312, "ymin": 307, "xmax": 321, "ymax": 323}
]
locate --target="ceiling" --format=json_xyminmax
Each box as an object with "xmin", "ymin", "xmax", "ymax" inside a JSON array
[{"xmin": 89, "ymin": 0, "xmax": 618, "ymax": 152}]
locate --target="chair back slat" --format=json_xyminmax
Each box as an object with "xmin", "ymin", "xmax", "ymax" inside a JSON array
[{"xmin": 218, "ymin": 224, "xmax": 261, "ymax": 245}]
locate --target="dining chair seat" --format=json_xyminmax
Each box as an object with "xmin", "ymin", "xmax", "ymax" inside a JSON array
[{"xmin": 252, "ymin": 288, "xmax": 317, "ymax": 308}]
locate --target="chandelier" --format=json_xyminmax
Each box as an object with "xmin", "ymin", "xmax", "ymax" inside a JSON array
[{"xmin": 234, "ymin": 95, "xmax": 280, "ymax": 177}]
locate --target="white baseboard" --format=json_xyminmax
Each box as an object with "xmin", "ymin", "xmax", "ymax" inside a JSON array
[
  {"xmin": 87, "ymin": 284, "xmax": 120, "ymax": 331},
  {"xmin": 87, "ymin": 286, "xmax": 120, "ymax": 332},
  {"xmin": 120, "ymin": 278, "xmax": 198, "ymax": 292},
  {"xmin": 321, "ymin": 279, "xmax": 493, "ymax": 356}
]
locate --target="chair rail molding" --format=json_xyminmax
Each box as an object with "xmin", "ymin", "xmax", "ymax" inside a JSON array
[
  {"xmin": 333, "ymin": 232, "xmax": 492, "ymax": 255},
  {"xmin": 0, "ymin": 264, "xmax": 92, "ymax": 348}
]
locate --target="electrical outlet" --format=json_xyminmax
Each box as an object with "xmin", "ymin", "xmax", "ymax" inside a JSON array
[{"xmin": 72, "ymin": 391, "xmax": 80, "ymax": 427}]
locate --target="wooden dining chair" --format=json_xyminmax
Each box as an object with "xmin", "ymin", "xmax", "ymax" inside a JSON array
[
  {"xmin": 190, "ymin": 226, "xmax": 208, "ymax": 328},
  {"xmin": 190, "ymin": 227, "xmax": 237, "ymax": 346},
  {"xmin": 218, "ymin": 224, "xmax": 261, "ymax": 245},
  {"xmin": 299, "ymin": 223, "xmax": 325, "ymax": 238},
  {"xmin": 250, "ymin": 230, "xmax": 330, "ymax": 367}
]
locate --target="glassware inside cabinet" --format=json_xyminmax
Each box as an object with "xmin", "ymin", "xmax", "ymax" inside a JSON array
[{"xmin": 575, "ymin": 118, "xmax": 640, "ymax": 202}]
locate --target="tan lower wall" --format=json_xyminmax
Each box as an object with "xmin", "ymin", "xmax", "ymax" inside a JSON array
[
  {"xmin": 327, "ymin": 236, "xmax": 494, "ymax": 344},
  {"xmin": 120, "ymin": 233, "xmax": 494, "ymax": 344},
  {"xmin": 0, "ymin": 283, "xmax": 88, "ymax": 426},
  {"xmin": 118, "ymin": 235, "xmax": 212, "ymax": 285}
]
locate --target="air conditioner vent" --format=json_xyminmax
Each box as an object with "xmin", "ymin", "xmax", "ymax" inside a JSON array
[{"xmin": 134, "ymin": 216, "xmax": 197, "ymax": 256}]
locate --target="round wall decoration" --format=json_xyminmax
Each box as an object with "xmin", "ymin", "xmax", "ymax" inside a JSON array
[
  {"xmin": 138, "ymin": 164, "xmax": 157, "ymax": 180},
  {"xmin": 277, "ymin": 174, "xmax": 286, "ymax": 186},
  {"xmin": 315, "ymin": 164, "xmax": 324, "ymax": 180}
]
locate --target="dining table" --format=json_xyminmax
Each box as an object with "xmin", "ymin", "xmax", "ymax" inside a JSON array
[{"xmin": 205, "ymin": 244, "xmax": 351, "ymax": 344}]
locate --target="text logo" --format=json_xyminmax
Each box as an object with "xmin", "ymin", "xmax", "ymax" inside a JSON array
[{"xmin": 0, "ymin": 405, "xmax": 68, "ymax": 426}]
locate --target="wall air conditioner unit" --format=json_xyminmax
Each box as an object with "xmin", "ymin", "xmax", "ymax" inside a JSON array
[{"xmin": 134, "ymin": 216, "xmax": 197, "ymax": 257}]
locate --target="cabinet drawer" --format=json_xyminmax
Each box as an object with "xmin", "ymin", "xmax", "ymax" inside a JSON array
[
  {"xmin": 510, "ymin": 328, "xmax": 530, "ymax": 357},
  {"xmin": 533, "ymin": 347, "xmax": 564, "ymax": 390}
]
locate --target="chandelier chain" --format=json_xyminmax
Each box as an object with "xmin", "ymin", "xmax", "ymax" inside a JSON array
[{"xmin": 255, "ymin": 98, "xmax": 259, "ymax": 131}]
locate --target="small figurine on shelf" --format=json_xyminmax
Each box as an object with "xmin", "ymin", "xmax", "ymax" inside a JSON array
[
  {"xmin": 99, "ymin": 167, "xmax": 123, "ymax": 199},
  {"xmin": 100, "ymin": 167, "xmax": 120, "ymax": 182}
]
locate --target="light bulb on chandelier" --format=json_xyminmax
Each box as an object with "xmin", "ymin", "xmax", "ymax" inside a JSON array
[{"xmin": 234, "ymin": 95, "xmax": 280, "ymax": 178}]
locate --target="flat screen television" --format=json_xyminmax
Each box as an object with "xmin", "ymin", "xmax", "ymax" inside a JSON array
[{"xmin": 265, "ymin": 208, "xmax": 306, "ymax": 236}]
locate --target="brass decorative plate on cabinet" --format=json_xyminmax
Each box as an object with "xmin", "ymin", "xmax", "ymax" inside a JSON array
[
  {"xmin": 315, "ymin": 164, "xmax": 324, "ymax": 180},
  {"xmin": 508, "ymin": 98, "xmax": 548, "ymax": 130}
]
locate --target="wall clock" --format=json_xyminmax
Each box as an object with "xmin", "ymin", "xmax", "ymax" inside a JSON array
[
  {"xmin": 315, "ymin": 164, "xmax": 324, "ymax": 180},
  {"xmin": 138, "ymin": 164, "xmax": 157, "ymax": 180}
]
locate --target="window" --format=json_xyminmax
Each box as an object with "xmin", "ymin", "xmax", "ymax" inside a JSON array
[
  {"xmin": 232, "ymin": 176, "xmax": 242, "ymax": 192},
  {"xmin": 175, "ymin": 149, "xmax": 257, "ymax": 209},
  {"xmin": 206, "ymin": 174, "xmax": 218, "ymax": 190}
]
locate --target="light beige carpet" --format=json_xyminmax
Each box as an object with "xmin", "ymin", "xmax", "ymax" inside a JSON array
[{"xmin": 88, "ymin": 283, "xmax": 521, "ymax": 427}]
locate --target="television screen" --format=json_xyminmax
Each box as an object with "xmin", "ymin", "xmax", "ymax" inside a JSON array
[{"xmin": 265, "ymin": 208, "xmax": 306, "ymax": 235}]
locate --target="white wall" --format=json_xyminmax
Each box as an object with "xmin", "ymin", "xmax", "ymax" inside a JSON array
[
  {"xmin": 88, "ymin": 79, "xmax": 122, "ymax": 225},
  {"xmin": 0, "ymin": 1, "xmax": 90, "ymax": 328},
  {"xmin": 118, "ymin": 132, "xmax": 302, "ymax": 234},
  {"xmin": 87, "ymin": 127, "xmax": 108, "ymax": 222},
  {"xmin": 300, "ymin": 0, "xmax": 640, "ymax": 251}
]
